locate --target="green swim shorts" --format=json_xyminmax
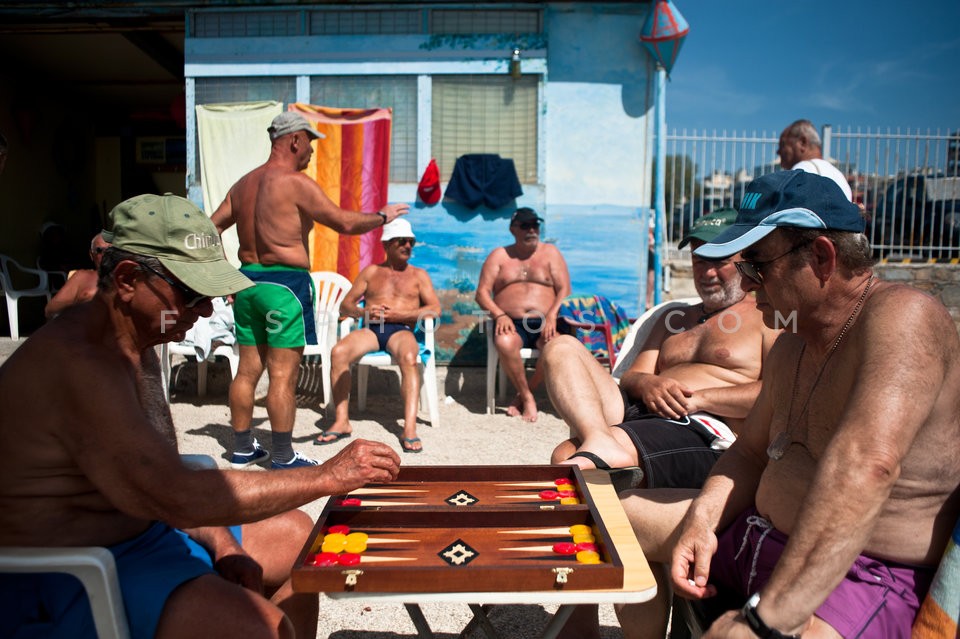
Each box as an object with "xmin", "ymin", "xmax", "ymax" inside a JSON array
[{"xmin": 233, "ymin": 264, "xmax": 317, "ymax": 348}]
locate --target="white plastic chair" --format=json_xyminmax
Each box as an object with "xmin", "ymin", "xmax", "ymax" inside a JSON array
[
  {"xmin": 485, "ymin": 318, "xmax": 540, "ymax": 415},
  {"xmin": 0, "ymin": 253, "xmax": 52, "ymax": 340},
  {"xmin": 339, "ymin": 315, "xmax": 440, "ymax": 427},
  {"xmin": 0, "ymin": 546, "xmax": 130, "ymax": 638},
  {"xmin": 160, "ymin": 340, "xmax": 239, "ymax": 400},
  {"xmin": 159, "ymin": 298, "xmax": 239, "ymax": 400},
  {"xmin": 0, "ymin": 455, "xmax": 215, "ymax": 639},
  {"xmin": 302, "ymin": 271, "xmax": 352, "ymax": 405},
  {"xmin": 610, "ymin": 297, "xmax": 699, "ymax": 384}
]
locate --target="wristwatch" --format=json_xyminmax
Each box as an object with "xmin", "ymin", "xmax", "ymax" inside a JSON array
[
  {"xmin": 741, "ymin": 593, "xmax": 801, "ymax": 639},
  {"xmin": 376, "ymin": 210, "xmax": 388, "ymax": 225}
]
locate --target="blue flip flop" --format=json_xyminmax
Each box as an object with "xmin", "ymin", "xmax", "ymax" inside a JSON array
[
  {"xmin": 401, "ymin": 437, "xmax": 423, "ymax": 453},
  {"xmin": 314, "ymin": 431, "xmax": 352, "ymax": 446}
]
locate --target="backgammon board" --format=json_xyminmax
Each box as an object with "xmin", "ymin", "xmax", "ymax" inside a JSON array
[{"xmin": 292, "ymin": 465, "xmax": 651, "ymax": 595}]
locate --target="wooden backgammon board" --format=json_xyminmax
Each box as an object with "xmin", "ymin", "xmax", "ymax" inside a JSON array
[{"xmin": 292, "ymin": 465, "xmax": 651, "ymax": 595}]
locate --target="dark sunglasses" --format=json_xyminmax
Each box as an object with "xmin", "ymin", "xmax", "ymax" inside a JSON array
[
  {"xmin": 139, "ymin": 263, "xmax": 210, "ymax": 309},
  {"xmin": 517, "ymin": 222, "xmax": 540, "ymax": 231},
  {"xmin": 735, "ymin": 239, "xmax": 813, "ymax": 285},
  {"xmin": 392, "ymin": 237, "xmax": 416, "ymax": 247}
]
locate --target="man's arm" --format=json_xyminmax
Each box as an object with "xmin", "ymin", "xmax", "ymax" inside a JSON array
[
  {"xmin": 58, "ymin": 348, "xmax": 399, "ymax": 528},
  {"xmin": 339, "ymin": 268, "xmax": 371, "ymax": 320},
  {"xmin": 474, "ymin": 249, "xmax": 505, "ymax": 317},
  {"xmin": 541, "ymin": 246, "xmax": 572, "ymax": 340},
  {"xmin": 44, "ymin": 271, "xmax": 96, "ymax": 318},
  {"xmin": 178, "ymin": 524, "xmax": 263, "ymax": 593},
  {"xmin": 741, "ymin": 289, "xmax": 953, "ymax": 635},
  {"xmin": 210, "ymin": 191, "xmax": 235, "ymax": 233},
  {"xmin": 474, "ymin": 248, "xmax": 516, "ymax": 337},
  {"xmin": 417, "ymin": 270, "xmax": 442, "ymax": 319},
  {"xmin": 671, "ymin": 361, "xmax": 777, "ymax": 599},
  {"xmin": 618, "ymin": 317, "xmax": 693, "ymax": 418},
  {"xmin": 289, "ymin": 173, "xmax": 408, "ymax": 234}
]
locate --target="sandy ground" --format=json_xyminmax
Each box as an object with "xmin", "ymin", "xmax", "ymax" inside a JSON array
[
  {"xmin": 169, "ymin": 360, "xmax": 629, "ymax": 639},
  {"xmin": 0, "ymin": 336, "xmax": 631, "ymax": 638}
]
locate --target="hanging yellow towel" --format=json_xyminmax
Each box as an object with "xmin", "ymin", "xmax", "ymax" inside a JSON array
[{"xmin": 196, "ymin": 101, "xmax": 283, "ymax": 266}]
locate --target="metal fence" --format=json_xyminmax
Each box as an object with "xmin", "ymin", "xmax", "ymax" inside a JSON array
[{"xmin": 665, "ymin": 126, "xmax": 960, "ymax": 262}]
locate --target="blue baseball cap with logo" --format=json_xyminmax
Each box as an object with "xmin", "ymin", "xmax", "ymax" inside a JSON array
[{"xmin": 694, "ymin": 170, "xmax": 865, "ymax": 259}]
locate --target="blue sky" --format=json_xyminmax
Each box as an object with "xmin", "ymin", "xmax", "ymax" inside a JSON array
[{"xmin": 664, "ymin": 1, "xmax": 960, "ymax": 135}]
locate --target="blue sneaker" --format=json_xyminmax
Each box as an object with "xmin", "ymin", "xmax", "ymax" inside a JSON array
[
  {"xmin": 270, "ymin": 451, "xmax": 320, "ymax": 469},
  {"xmin": 230, "ymin": 440, "xmax": 269, "ymax": 469}
]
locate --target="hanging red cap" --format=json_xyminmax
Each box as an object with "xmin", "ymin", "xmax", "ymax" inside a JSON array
[{"xmin": 417, "ymin": 159, "xmax": 441, "ymax": 205}]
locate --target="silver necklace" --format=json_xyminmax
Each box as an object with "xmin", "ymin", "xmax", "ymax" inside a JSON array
[{"xmin": 767, "ymin": 275, "xmax": 875, "ymax": 461}]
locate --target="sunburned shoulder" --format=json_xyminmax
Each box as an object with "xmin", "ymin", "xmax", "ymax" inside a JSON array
[
  {"xmin": 538, "ymin": 243, "xmax": 565, "ymax": 258},
  {"xmin": 481, "ymin": 246, "xmax": 509, "ymax": 267},
  {"xmin": 866, "ymin": 281, "xmax": 954, "ymax": 334}
]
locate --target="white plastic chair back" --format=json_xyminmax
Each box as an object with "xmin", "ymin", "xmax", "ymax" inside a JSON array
[
  {"xmin": 0, "ymin": 253, "xmax": 52, "ymax": 340},
  {"xmin": 611, "ymin": 298, "xmax": 700, "ymax": 383},
  {"xmin": 303, "ymin": 271, "xmax": 352, "ymax": 405}
]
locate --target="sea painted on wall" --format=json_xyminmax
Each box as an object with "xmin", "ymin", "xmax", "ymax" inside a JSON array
[{"xmin": 402, "ymin": 200, "xmax": 649, "ymax": 365}]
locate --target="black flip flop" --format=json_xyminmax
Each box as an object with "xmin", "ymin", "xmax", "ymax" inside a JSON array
[{"xmin": 566, "ymin": 451, "xmax": 645, "ymax": 493}]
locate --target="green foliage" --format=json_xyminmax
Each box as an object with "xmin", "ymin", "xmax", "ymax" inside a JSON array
[{"xmin": 655, "ymin": 154, "xmax": 701, "ymax": 224}]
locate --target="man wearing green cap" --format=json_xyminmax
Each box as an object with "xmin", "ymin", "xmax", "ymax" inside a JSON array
[
  {"xmin": 0, "ymin": 194, "xmax": 401, "ymax": 638},
  {"xmin": 613, "ymin": 171, "xmax": 960, "ymax": 639},
  {"xmin": 544, "ymin": 208, "xmax": 778, "ymax": 487},
  {"xmin": 551, "ymin": 208, "xmax": 778, "ymax": 639}
]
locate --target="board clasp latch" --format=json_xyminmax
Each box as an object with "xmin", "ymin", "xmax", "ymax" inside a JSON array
[
  {"xmin": 342, "ymin": 569, "xmax": 364, "ymax": 587},
  {"xmin": 552, "ymin": 567, "xmax": 574, "ymax": 585}
]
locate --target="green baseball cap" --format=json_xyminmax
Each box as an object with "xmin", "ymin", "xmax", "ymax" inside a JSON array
[
  {"xmin": 106, "ymin": 194, "xmax": 253, "ymax": 297},
  {"xmin": 678, "ymin": 207, "xmax": 738, "ymax": 249}
]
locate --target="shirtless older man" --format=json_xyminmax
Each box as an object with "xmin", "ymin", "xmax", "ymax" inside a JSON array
[
  {"xmin": 315, "ymin": 218, "xmax": 440, "ymax": 452},
  {"xmin": 44, "ymin": 231, "xmax": 110, "ymax": 318},
  {"xmin": 619, "ymin": 170, "xmax": 960, "ymax": 639},
  {"xmin": 212, "ymin": 112, "xmax": 409, "ymax": 469},
  {"xmin": 475, "ymin": 207, "xmax": 572, "ymax": 422},
  {"xmin": 545, "ymin": 208, "xmax": 779, "ymax": 488},
  {"xmin": 0, "ymin": 194, "xmax": 401, "ymax": 639}
]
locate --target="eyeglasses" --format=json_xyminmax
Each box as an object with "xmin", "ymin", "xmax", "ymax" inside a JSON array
[
  {"xmin": 516, "ymin": 222, "xmax": 540, "ymax": 231},
  {"xmin": 139, "ymin": 263, "xmax": 209, "ymax": 308},
  {"xmin": 392, "ymin": 237, "xmax": 416, "ymax": 247},
  {"xmin": 735, "ymin": 239, "xmax": 813, "ymax": 285}
]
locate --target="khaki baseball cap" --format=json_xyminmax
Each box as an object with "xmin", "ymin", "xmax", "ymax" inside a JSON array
[
  {"xmin": 106, "ymin": 194, "xmax": 253, "ymax": 297},
  {"xmin": 268, "ymin": 112, "xmax": 325, "ymax": 141}
]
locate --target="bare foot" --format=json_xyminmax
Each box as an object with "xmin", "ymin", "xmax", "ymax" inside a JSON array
[
  {"xmin": 520, "ymin": 395, "xmax": 538, "ymax": 423},
  {"xmin": 506, "ymin": 394, "xmax": 523, "ymax": 417},
  {"xmin": 561, "ymin": 433, "xmax": 635, "ymax": 469}
]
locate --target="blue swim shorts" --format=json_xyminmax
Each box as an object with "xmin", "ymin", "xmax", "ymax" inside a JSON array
[
  {"xmin": 0, "ymin": 522, "xmax": 241, "ymax": 639},
  {"xmin": 367, "ymin": 322, "xmax": 414, "ymax": 351}
]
